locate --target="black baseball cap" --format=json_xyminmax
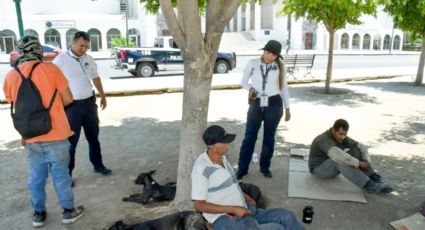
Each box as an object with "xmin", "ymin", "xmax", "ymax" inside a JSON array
[{"xmin": 202, "ymin": 125, "xmax": 236, "ymax": 145}]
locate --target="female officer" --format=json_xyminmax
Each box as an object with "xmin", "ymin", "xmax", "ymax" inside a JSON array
[{"xmin": 236, "ymin": 40, "xmax": 290, "ymax": 179}]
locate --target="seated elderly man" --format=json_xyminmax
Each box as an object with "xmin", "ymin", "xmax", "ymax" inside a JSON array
[
  {"xmin": 309, "ymin": 119, "xmax": 393, "ymax": 194},
  {"xmin": 191, "ymin": 125, "xmax": 304, "ymax": 230}
]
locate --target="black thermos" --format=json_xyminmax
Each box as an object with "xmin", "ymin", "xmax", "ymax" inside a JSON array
[{"xmin": 302, "ymin": 205, "xmax": 314, "ymax": 224}]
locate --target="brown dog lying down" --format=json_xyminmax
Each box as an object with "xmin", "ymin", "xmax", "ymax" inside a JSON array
[
  {"xmin": 122, "ymin": 170, "xmax": 267, "ymax": 208},
  {"xmin": 108, "ymin": 211, "xmax": 207, "ymax": 230}
]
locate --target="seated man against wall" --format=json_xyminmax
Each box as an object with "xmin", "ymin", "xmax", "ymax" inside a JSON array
[
  {"xmin": 191, "ymin": 125, "xmax": 304, "ymax": 230},
  {"xmin": 309, "ymin": 119, "xmax": 393, "ymax": 194}
]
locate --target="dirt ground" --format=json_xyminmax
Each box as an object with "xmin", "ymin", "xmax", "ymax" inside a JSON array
[{"xmin": 0, "ymin": 76, "xmax": 424, "ymax": 230}]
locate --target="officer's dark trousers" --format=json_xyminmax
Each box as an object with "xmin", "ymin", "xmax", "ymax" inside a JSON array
[
  {"xmin": 238, "ymin": 95, "xmax": 283, "ymax": 173},
  {"xmin": 65, "ymin": 97, "xmax": 104, "ymax": 176}
]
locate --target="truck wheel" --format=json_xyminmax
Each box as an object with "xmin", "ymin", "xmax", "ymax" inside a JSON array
[
  {"xmin": 214, "ymin": 60, "xmax": 230, "ymax": 74},
  {"xmin": 136, "ymin": 62, "xmax": 155, "ymax": 77}
]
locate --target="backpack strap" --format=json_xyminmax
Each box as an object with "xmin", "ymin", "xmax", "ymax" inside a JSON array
[{"xmin": 14, "ymin": 61, "xmax": 42, "ymax": 80}]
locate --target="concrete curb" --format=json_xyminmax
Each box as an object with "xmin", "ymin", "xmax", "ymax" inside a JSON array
[{"xmin": 0, "ymin": 75, "xmax": 409, "ymax": 104}]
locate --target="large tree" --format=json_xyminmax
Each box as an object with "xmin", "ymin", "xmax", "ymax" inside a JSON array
[
  {"xmin": 139, "ymin": 0, "xmax": 241, "ymax": 209},
  {"xmin": 280, "ymin": 0, "xmax": 377, "ymax": 93},
  {"xmin": 380, "ymin": 0, "xmax": 425, "ymax": 86}
]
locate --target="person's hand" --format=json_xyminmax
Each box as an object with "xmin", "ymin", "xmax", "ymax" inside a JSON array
[
  {"xmin": 248, "ymin": 87, "xmax": 257, "ymax": 101},
  {"xmin": 245, "ymin": 196, "xmax": 256, "ymax": 207},
  {"xmin": 284, "ymin": 109, "xmax": 291, "ymax": 121},
  {"xmin": 100, "ymin": 96, "xmax": 107, "ymax": 110},
  {"xmin": 232, "ymin": 206, "xmax": 251, "ymax": 218},
  {"xmin": 359, "ymin": 161, "xmax": 370, "ymax": 172}
]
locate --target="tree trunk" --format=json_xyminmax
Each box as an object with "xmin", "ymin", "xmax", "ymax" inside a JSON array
[
  {"xmin": 414, "ymin": 33, "xmax": 425, "ymax": 86},
  {"xmin": 325, "ymin": 29, "xmax": 335, "ymax": 94},
  {"xmin": 173, "ymin": 56, "xmax": 214, "ymax": 209}
]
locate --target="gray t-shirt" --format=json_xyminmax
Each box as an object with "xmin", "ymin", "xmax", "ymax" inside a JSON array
[{"xmin": 308, "ymin": 129, "xmax": 358, "ymax": 171}]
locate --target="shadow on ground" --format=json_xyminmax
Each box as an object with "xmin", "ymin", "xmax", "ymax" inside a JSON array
[
  {"xmin": 348, "ymin": 81, "xmax": 425, "ymax": 96},
  {"xmin": 1, "ymin": 115, "xmax": 424, "ymax": 230},
  {"xmin": 378, "ymin": 112, "xmax": 425, "ymax": 144},
  {"xmin": 289, "ymin": 85, "xmax": 379, "ymax": 107}
]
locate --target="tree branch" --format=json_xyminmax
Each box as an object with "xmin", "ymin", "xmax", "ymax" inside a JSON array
[{"xmin": 159, "ymin": 0, "xmax": 186, "ymax": 50}]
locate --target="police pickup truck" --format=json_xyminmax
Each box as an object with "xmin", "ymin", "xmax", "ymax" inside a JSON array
[{"xmin": 114, "ymin": 36, "xmax": 237, "ymax": 77}]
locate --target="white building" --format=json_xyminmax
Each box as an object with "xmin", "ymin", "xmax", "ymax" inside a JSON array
[
  {"xmin": 0, "ymin": 0, "xmax": 157, "ymax": 54},
  {"xmin": 228, "ymin": 1, "xmax": 404, "ymax": 53},
  {"xmin": 0, "ymin": 0, "xmax": 404, "ymax": 55}
]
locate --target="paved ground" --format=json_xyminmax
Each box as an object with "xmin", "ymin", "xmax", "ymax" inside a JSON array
[{"xmin": 0, "ymin": 76, "xmax": 424, "ymax": 230}]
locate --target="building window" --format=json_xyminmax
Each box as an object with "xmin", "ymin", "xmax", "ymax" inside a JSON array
[
  {"xmin": 393, "ymin": 35, "xmax": 400, "ymax": 50},
  {"xmin": 261, "ymin": 0, "xmax": 273, "ymax": 30},
  {"xmin": 44, "ymin": 28, "xmax": 61, "ymax": 48},
  {"xmin": 66, "ymin": 28, "xmax": 79, "ymax": 49},
  {"xmin": 87, "ymin": 28, "xmax": 102, "ymax": 51},
  {"xmin": 373, "ymin": 35, "xmax": 381, "ymax": 50},
  {"xmin": 250, "ymin": 1, "xmax": 255, "ymax": 30},
  {"xmin": 0, "ymin": 29, "xmax": 17, "ymax": 53},
  {"xmin": 352, "ymin": 33, "xmax": 360, "ymax": 49},
  {"xmin": 128, "ymin": 28, "xmax": 140, "ymax": 47},
  {"xmin": 341, "ymin": 33, "xmax": 349, "ymax": 49},
  {"xmin": 107, "ymin": 28, "xmax": 121, "ymax": 49},
  {"xmin": 383, "ymin": 35, "xmax": 391, "ymax": 50},
  {"xmin": 24, "ymin": 29, "xmax": 38, "ymax": 38},
  {"xmin": 363, "ymin": 34, "xmax": 371, "ymax": 49}
]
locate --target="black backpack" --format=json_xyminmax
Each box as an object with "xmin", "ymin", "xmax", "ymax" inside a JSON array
[{"xmin": 11, "ymin": 62, "xmax": 57, "ymax": 139}]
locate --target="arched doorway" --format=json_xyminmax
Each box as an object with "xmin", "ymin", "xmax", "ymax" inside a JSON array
[
  {"xmin": 45, "ymin": 28, "xmax": 61, "ymax": 48},
  {"xmin": 107, "ymin": 28, "xmax": 121, "ymax": 49},
  {"xmin": 341, "ymin": 33, "xmax": 349, "ymax": 49},
  {"xmin": 87, "ymin": 28, "xmax": 102, "ymax": 51},
  {"xmin": 24, "ymin": 29, "xmax": 39, "ymax": 38},
  {"xmin": 304, "ymin": 32, "xmax": 313, "ymax": 49},
  {"xmin": 128, "ymin": 28, "xmax": 140, "ymax": 47},
  {"xmin": 393, "ymin": 35, "xmax": 400, "ymax": 50},
  {"xmin": 0, "ymin": 30, "xmax": 17, "ymax": 53},
  {"xmin": 362, "ymin": 34, "xmax": 371, "ymax": 50},
  {"xmin": 352, "ymin": 34, "xmax": 360, "ymax": 49},
  {"xmin": 383, "ymin": 35, "xmax": 391, "ymax": 50},
  {"xmin": 373, "ymin": 35, "xmax": 381, "ymax": 50},
  {"xmin": 66, "ymin": 28, "xmax": 79, "ymax": 48}
]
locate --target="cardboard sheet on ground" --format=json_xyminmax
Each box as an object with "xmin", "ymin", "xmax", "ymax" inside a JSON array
[
  {"xmin": 288, "ymin": 158, "xmax": 367, "ymax": 203},
  {"xmin": 390, "ymin": 213, "xmax": 425, "ymax": 230}
]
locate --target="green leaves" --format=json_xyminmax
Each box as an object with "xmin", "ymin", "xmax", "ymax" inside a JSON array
[
  {"xmin": 380, "ymin": 0, "xmax": 425, "ymax": 34},
  {"xmin": 280, "ymin": 0, "xmax": 377, "ymax": 32}
]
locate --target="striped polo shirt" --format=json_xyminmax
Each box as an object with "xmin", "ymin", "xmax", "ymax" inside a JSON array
[{"xmin": 191, "ymin": 151, "xmax": 247, "ymax": 223}]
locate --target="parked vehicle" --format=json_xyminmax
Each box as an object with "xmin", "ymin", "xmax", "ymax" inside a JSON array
[
  {"xmin": 9, "ymin": 44, "xmax": 63, "ymax": 66},
  {"xmin": 113, "ymin": 36, "xmax": 237, "ymax": 77}
]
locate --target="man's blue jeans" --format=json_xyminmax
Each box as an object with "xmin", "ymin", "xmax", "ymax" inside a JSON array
[
  {"xmin": 65, "ymin": 98, "xmax": 104, "ymax": 175},
  {"xmin": 238, "ymin": 95, "xmax": 283, "ymax": 173},
  {"xmin": 213, "ymin": 205, "xmax": 305, "ymax": 230},
  {"xmin": 25, "ymin": 140, "xmax": 74, "ymax": 212}
]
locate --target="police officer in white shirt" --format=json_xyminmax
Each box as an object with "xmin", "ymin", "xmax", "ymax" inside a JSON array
[
  {"xmin": 54, "ymin": 31, "xmax": 111, "ymax": 182},
  {"xmin": 236, "ymin": 40, "xmax": 291, "ymax": 180}
]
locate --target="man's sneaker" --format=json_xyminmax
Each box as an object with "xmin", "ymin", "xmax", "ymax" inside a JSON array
[
  {"xmin": 71, "ymin": 179, "xmax": 75, "ymax": 188},
  {"xmin": 32, "ymin": 211, "xmax": 46, "ymax": 227},
  {"xmin": 94, "ymin": 167, "xmax": 112, "ymax": 176},
  {"xmin": 62, "ymin": 205, "xmax": 85, "ymax": 224},
  {"xmin": 364, "ymin": 180, "xmax": 393, "ymax": 194},
  {"xmin": 260, "ymin": 169, "xmax": 273, "ymax": 178},
  {"xmin": 369, "ymin": 173, "xmax": 383, "ymax": 183},
  {"xmin": 236, "ymin": 170, "xmax": 247, "ymax": 180}
]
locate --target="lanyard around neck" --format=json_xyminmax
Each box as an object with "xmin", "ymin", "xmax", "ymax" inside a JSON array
[{"xmin": 260, "ymin": 64, "xmax": 272, "ymax": 93}]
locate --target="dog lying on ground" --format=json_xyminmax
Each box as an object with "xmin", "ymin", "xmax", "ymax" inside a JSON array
[
  {"xmin": 123, "ymin": 170, "xmax": 176, "ymax": 204},
  {"xmin": 108, "ymin": 211, "xmax": 206, "ymax": 230},
  {"xmin": 123, "ymin": 170, "xmax": 267, "ymax": 209}
]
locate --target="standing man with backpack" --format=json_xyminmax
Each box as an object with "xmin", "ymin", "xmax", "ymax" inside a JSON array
[
  {"xmin": 54, "ymin": 31, "xmax": 111, "ymax": 183},
  {"xmin": 3, "ymin": 36, "xmax": 85, "ymax": 227}
]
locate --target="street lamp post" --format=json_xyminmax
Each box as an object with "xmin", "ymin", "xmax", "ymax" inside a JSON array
[
  {"xmin": 125, "ymin": 0, "xmax": 129, "ymax": 45},
  {"xmin": 13, "ymin": 0, "xmax": 24, "ymax": 38}
]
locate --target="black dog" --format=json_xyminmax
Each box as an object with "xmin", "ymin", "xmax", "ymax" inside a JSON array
[
  {"xmin": 108, "ymin": 211, "xmax": 206, "ymax": 230},
  {"xmin": 239, "ymin": 182, "xmax": 267, "ymax": 209},
  {"xmin": 123, "ymin": 170, "xmax": 176, "ymax": 204}
]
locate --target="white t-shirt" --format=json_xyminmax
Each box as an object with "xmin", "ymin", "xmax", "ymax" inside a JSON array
[
  {"xmin": 191, "ymin": 151, "xmax": 246, "ymax": 223},
  {"xmin": 241, "ymin": 58, "xmax": 290, "ymax": 108},
  {"xmin": 53, "ymin": 50, "xmax": 99, "ymax": 100}
]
